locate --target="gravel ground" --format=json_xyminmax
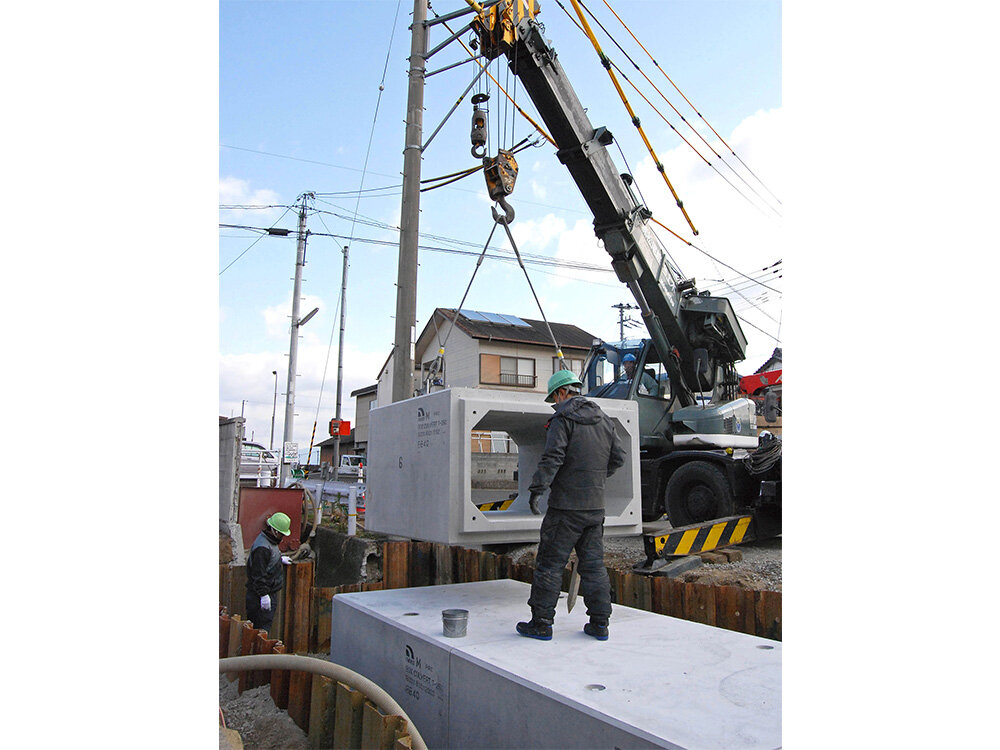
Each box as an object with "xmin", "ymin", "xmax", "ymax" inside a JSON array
[{"xmin": 509, "ymin": 533, "xmax": 782, "ymax": 591}]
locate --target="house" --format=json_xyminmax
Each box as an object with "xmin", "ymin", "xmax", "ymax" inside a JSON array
[{"xmin": 377, "ymin": 308, "xmax": 597, "ymax": 403}]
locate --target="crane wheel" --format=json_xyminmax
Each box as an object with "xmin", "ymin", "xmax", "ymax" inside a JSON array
[{"xmin": 665, "ymin": 462, "xmax": 735, "ymax": 527}]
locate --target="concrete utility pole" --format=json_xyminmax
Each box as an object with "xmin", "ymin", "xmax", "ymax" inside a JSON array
[
  {"xmin": 392, "ymin": 0, "xmax": 428, "ymax": 403},
  {"xmin": 280, "ymin": 192, "xmax": 313, "ymax": 485},
  {"xmin": 613, "ymin": 302, "xmax": 640, "ymax": 341},
  {"xmin": 333, "ymin": 245, "xmax": 349, "ymax": 478},
  {"xmin": 270, "ymin": 370, "xmax": 278, "ymax": 450}
]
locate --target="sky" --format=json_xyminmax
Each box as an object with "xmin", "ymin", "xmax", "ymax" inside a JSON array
[
  {"xmin": 219, "ymin": 0, "xmax": 784, "ymax": 460},
  {"xmin": 9, "ymin": 0, "xmax": 1000, "ymax": 743}
]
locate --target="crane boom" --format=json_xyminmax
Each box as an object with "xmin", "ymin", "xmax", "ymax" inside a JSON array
[{"xmin": 471, "ymin": 2, "xmax": 747, "ymax": 403}]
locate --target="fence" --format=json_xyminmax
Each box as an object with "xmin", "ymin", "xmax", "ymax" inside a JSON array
[
  {"xmin": 219, "ymin": 612, "xmax": 417, "ymax": 748},
  {"xmin": 220, "ymin": 539, "xmax": 781, "ymax": 657}
]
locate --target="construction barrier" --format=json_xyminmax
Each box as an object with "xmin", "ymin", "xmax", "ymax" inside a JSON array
[
  {"xmin": 220, "ymin": 540, "xmax": 780, "ymax": 654},
  {"xmin": 219, "ymin": 611, "xmax": 418, "ymax": 749}
]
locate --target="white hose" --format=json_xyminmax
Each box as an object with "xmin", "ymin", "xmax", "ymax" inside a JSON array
[{"xmin": 219, "ymin": 654, "xmax": 427, "ymax": 750}]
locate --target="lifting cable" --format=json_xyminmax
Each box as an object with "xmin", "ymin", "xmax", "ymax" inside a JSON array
[
  {"xmin": 495, "ymin": 214, "xmax": 568, "ymax": 369},
  {"xmin": 555, "ymin": 0, "xmax": 777, "ymax": 219},
  {"xmin": 432, "ymin": 9, "xmax": 556, "ymax": 147},
  {"xmin": 432, "ymin": 210, "xmax": 570, "ymax": 383},
  {"xmin": 599, "ymin": 0, "xmax": 781, "ymax": 207},
  {"xmin": 427, "ymin": 221, "xmax": 502, "ymax": 384},
  {"xmin": 566, "ymin": 0, "xmax": 698, "ymax": 236}
]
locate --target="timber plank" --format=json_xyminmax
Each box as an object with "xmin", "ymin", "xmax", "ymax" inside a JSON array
[
  {"xmin": 715, "ymin": 585, "xmax": 753, "ymax": 635},
  {"xmin": 288, "ymin": 669, "xmax": 314, "ymax": 732},
  {"xmin": 362, "ymin": 700, "xmax": 404, "ymax": 750},
  {"xmin": 432, "ymin": 543, "xmax": 453, "ymax": 585},
  {"xmin": 314, "ymin": 588, "xmax": 336, "ymax": 654},
  {"xmin": 683, "ymin": 582, "xmax": 716, "ymax": 626},
  {"xmin": 334, "ymin": 682, "xmax": 365, "ymax": 750},
  {"xmin": 666, "ymin": 578, "xmax": 686, "ymax": 619},
  {"xmin": 384, "ymin": 541, "xmax": 410, "ymax": 589},
  {"xmin": 238, "ymin": 623, "xmax": 258, "ymax": 693},
  {"xmin": 754, "ymin": 590, "xmax": 782, "ymax": 641},
  {"xmin": 219, "ymin": 613, "xmax": 231, "ymax": 659},
  {"xmin": 307, "ymin": 675, "xmax": 337, "ymax": 750},
  {"xmin": 410, "ymin": 542, "xmax": 432, "ymax": 587},
  {"xmin": 269, "ymin": 642, "xmax": 290, "ymax": 709},
  {"xmin": 291, "ymin": 562, "xmax": 314, "ymax": 653},
  {"xmin": 650, "ymin": 576, "xmax": 670, "ymax": 616}
]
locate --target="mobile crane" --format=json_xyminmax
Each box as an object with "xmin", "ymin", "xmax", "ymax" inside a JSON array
[{"xmin": 466, "ymin": 0, "xmax": 781, "ymax": 545}]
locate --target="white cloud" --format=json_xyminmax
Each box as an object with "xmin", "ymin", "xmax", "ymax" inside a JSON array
[
  {"xmin": 219, "ymin": 176, "xmax": 283, "ymax": 222},
  {"xmin": 530, "ymin": 179, "xmax": 548, "ymax": 200}
]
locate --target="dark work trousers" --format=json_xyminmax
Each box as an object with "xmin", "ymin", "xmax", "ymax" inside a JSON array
[
  {"xmin": 246, "ymin": 590, "xmax": 275, "ymax": 633},
  {"xmin": 528, "ymin": 507, "xmax": 611, "ymax": 625}
]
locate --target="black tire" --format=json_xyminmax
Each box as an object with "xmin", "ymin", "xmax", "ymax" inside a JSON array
[{"xmin": 665, "ymin": 462, "xmax": 736, "ymax": 527}]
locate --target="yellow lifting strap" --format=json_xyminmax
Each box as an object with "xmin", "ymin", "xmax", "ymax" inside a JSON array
[{"xmin": 566, "ymin": 0, "xmax": 698, "ymax": 236}]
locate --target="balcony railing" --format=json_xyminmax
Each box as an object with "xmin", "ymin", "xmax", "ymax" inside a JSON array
[{"xmin": 497, "ymin": 373, "xmax": 536, "ymax": 387}]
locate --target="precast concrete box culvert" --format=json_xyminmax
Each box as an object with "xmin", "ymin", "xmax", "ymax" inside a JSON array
[{"xmin": 365, "ymin": 387, "xmax": 642, "ymax": 545}]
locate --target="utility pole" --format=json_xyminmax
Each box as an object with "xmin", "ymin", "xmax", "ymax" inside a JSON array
[
  {"xmin": 612, "ymin": 302, "xmax": 640, "ymax": 341},
  {"xmin": 270, "ymin": 370, "xmax": 278, "ymax": 451},
  {"xmin": 280, "ymin": 192, "xmax": 313, "ymax": 485},
  {"xmin": 333, "ymin": 245, "xmax": 350, "ymax": 479},
  {"xmin": 392, "ymin": 0, "xmax": 428, "ymax": 403}
]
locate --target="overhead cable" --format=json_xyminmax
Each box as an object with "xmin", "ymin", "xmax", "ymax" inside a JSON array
[{"xmin": 598, "ymin": 0, "xmax": 781, "ymax": 206}]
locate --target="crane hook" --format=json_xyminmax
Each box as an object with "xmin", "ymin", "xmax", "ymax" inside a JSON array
[{"xmin": 491, "ymin": 195, "xmax": 515, "ymax": 225}]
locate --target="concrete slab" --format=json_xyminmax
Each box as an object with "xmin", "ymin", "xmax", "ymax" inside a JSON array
[
  {"xmin": 331, "ymin": 579, "xmax": 780, "ymax": 749},
  {"xmin": 366, "ymin": 387, "xmax": 642, "ymax": 545}
]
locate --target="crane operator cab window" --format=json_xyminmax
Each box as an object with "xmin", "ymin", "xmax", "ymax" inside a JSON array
[
  {"xmin": 586, "ymin": 348, "xmax": 671, "ymax": 403},
  {"xmin": 632, "ymin": 351, "xmax": 671, "ymax": 402}
]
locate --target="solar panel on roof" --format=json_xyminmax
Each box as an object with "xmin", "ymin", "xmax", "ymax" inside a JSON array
[
  {"xmin": 459, "ymin": 309, "xmax": 488, "ymax": 322},
  {"xmin": 498, "ymin": 314, "xmax": 531, "ymax": 327},
  {"xmin": 460, "ymin": 309, "xmax": 532, "ymax": 327}
]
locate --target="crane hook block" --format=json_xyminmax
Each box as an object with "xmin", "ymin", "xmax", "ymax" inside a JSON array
[
  {"xmin": 483, "ymin": 148, "xmax": 518, "ymax": 199},
  {"xmin": 470, "ymin": 93, "xmax": 490, "ymax": 159}
]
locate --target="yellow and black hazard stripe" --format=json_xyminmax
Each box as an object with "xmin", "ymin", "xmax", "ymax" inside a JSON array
[
  {"xmin": 649, "ymin": 515, "xmax": 754, "ymax": 557},
  {"xmin": 475, "ymin": 498, "xmax": 516, "ymax": 511}
]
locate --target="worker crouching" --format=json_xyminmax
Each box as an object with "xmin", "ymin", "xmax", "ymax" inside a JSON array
[
  {"xmin": 517, "ymin": 370, "xmax": 626, "ymax": 641},
  {"xmin": 246, "ymin": 512, "xmax": 292, "ymax": 634}
]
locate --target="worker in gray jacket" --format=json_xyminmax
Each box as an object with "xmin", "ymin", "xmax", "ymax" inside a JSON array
[
  {"xmin": 246, "ymin": 512, "xmax": 292, "ymax": 633},
  {"xmin": 517, "ymin": 369, "xmax": 627, "ymax": 641}
]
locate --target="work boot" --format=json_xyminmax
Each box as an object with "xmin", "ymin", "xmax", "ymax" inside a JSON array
[
  {"xmin": 516, "ymin": 618, "xmax": 553, "ymax": 640},
  {"xmin": 583, "ymin": 620, "xmax": 609, "ymax": 641}
]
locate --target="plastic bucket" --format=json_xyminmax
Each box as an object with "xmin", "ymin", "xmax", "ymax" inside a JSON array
[{"xmin": 442, "ymin": 608, "xmax": 469, "ymax": 638}]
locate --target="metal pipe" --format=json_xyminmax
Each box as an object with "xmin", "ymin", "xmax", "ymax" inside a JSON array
[{"xmin": 219, "ymin": 654, "xmax": 428, "ymax": 750}]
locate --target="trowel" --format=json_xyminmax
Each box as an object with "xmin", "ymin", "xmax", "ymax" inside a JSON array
[{"xmin": 566, "ymin": 558, "xmax": 581, "ymax": 613}]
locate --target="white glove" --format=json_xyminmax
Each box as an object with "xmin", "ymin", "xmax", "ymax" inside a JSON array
[
  {"xmin": 281, "ymin": 555, "xmax": 291, "ymax": 565},
  {"xmin": 260, "ymin": 594, "xmax": 271, "ymax": 611}
]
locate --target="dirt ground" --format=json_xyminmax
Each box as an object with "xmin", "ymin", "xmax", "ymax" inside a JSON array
[{"xmin": 219, "ymin": 671, "xmax": 309, "ymax": 750}]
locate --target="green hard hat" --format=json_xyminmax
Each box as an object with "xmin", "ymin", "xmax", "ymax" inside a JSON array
[
  {"xmin": 267, "ymin": 512, "xmax": 292, "ymax": 536},
  {"xmin": 545, "ymin": 369, "xmax": 583, "ymax": 402}
]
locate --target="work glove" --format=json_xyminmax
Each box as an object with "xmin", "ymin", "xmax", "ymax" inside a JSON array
[
  {"xmin": 260, "ymin": 594, "xmax": 271, "ymax": 611},
  {"xmin": 529, "ymin": 493, "xmax": 542, "ymax": 516},
  {"xmin": 281, "ymin": 555, "xmax": 292, "ymax": 565}
]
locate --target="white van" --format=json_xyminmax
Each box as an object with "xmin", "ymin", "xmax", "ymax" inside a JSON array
[
  {"xmin": 241, "ymin": 441, "xmax": 279, "ymax": 487},
  {"xmin": 339, "ymin": 454, "xmax": 365, "ymax": 478}
]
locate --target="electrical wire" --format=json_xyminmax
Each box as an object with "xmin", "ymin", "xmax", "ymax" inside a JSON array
[
  {"xmin": 598, "ymin": 0, "xmax": 781, "ymax": 207},
  {"xmin": 219, "ymin": 205, "xmax": 295, "ymax": 275}
]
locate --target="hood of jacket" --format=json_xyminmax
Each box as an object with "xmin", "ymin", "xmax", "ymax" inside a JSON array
[{"xmin": 552, "ymin": 396, "xmax": 604, "ymax": 425}]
